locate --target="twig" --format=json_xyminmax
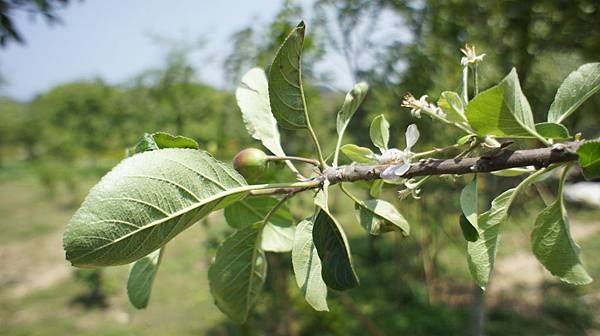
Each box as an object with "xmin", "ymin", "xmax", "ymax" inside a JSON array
[{"xmin": 246, "ymin": 142, "xmax": 582, "ymax": 196}]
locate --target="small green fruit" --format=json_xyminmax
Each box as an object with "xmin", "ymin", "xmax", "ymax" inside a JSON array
[{"xmin": 232, "ymin": 148, "xmax": 268, "ymax": 180}]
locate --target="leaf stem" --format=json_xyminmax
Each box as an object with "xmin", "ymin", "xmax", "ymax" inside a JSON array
[
  {"xmin": 424, "ymin": 105, "xmax": 474, "ymax": 134},
  {"xmin": 306, "ymin": 120, "xmax": 326, "ymax": 168},
  {"xmin": 462, "ymin": 66, "xmax": 469, "ymax": 103},
  {"xmin": 248, "ymin": 179, "xmax": 322, "ymax": 196},
  {"xmin": 412, "ymin": 143, "xmax": 463, "ymax": 160},
  {"xmin": 532, "ymin": 132, "xmax": 552, "ymax": 146},
  {"xmin": 557, "ymin": 163, "xmax": 572, "ymax": 198},
  {"xmin": 333, "ymin": 134, "xmax": 344, "ymax": 167},
  {"xmin": 515, "ymin": 163, "xmax": 562, "ymax": 195},
  {"xmin": 299, "ymin": 66, "xmax": 326, "ymax": 168},
  {"xmin": 473, "ymin": 63, "xmax": 479, "ymax": 96},
  {"xmin": 261, "ymin": 194, "xmax": 293, "ymax": 228},
  {"xmin": 339, "ymin": 183, "xmax": 362, "ymax": 205},
  {"xmin": 267, "ymin": 155, "xmax": 320, "ymax": 166}
]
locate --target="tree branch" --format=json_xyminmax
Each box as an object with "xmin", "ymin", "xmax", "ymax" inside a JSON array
[
  {"xmin": 249, "ymin": 141, "xmax": 582, "ymax": 196},
  {"xmin": 324, "ymin": 141, "xmax": 581, "ymax": 183}
]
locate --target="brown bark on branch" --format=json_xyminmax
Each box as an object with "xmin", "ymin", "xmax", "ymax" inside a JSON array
[
  {"xmin": 323, "ymin": 141, "xmax": 581, "ymax": 183},
  {"xmin": 249, "ymin": 141, "xmax": 582, "ymax": 196}
]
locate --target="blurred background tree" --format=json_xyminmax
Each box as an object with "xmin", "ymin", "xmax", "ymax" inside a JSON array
[{"xmin": 0, "ymin": 0, "xmax": 76, "ymax": 46}]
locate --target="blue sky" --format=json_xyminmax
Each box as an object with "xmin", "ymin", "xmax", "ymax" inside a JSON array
[{"xmin": 0, "ymin": 0, "xmax": 318, "ymax": 100}]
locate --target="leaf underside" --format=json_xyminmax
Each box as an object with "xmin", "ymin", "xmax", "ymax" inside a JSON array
[
  {"xmin": 548, "ymin": 62, "xmax": 600, "ymax": 124},
  {"xmin": 63, "ymin": 149, "xmax": 248, "ymax": 267},
  {"xmin": 236, "ymin": 67, "xmax": 287, "ymax": 157},
  {"xmin": 127, "ymin": 248, "xmax": 163, "ymax": 309},
  {"xmin": 292, "ymin": 218, "xmax": 329, "ymax": 311},
  {"xmin": 531, "ymin": 199, "xmax": 592, "ymax": 285},
  {"xmin": 466, "ymin": 188, "xmax": 515, "ymax": 289},
  {"xmin": 336, "ymin": 82, "xmax": 369, "ymax": 136},
  {"xmin": 369, "ymin": 114, "xmax": 390, "ymax": 151},
  {"xmin": 460, "ymin": 177, "xmax": 479, "ymax": 233},
  {"xmin": 208, "ymin": 224, "xmax": 266, "ymax": 323},
  {"xmin": 224, "ymin": 197, "xmax": 295, "ymax": 252},
  {"xmin": 355, "ymin": 199, "xmax": 409, "ymax": 236}
]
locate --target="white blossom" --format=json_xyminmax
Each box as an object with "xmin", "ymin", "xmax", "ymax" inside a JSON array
[
  {"xmin": 401, "ymin": 93, "xmax": 445, "ymax": 118},
  {"xmin": 460, "ymin": 44, "xmax": 486, "ymax": 66},
  {"xmin": 378, "ymin": 124, "xmax": 420, "ymax": 180}
]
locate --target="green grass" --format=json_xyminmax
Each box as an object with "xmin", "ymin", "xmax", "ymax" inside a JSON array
[
  {"xmin": 0, "ymin": 174, "xmax": 227, "ymax": 335},
  {"xmin": 1, "ymin": 169, "xmax": 599, "ymax": 335}
]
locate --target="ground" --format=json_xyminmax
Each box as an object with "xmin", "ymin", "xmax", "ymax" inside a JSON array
[{"xmin": 0, "ymin": 175, "xmax": 599, "ymax": 335}]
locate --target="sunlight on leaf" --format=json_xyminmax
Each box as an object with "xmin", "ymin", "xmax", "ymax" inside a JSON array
[
  {"xmin": 547, "ymin": 63, "xmax": 600, "ymax": 124},
  {"xmin": 340, "ymin": 144, "xmax": 378, "ymax": 163},
  {"xmin": 236, "ymin": 67, "xmax": 288, "ymax": 157},
  {"xmin": 292, "ymin": 217, "xmax": 329, "ymax": 311},
  {"xmin": 466, "ymin": 68, "xmax": 539, "ymax": 138},
  {"xmin": 63, "ymin": 149, "xmax": 249, "ymax": 267}
]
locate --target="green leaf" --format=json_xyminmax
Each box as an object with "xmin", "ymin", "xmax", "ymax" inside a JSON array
[
  {"xmin": 236, "ymin": 67, "xmax": 288, "ymax": 158},
  {"xmin": 262, "ymin": 223, "xmax": 295, "ymax": 253},
  {"xmin": 531, "ymin": 198, "xmax": 592, "ymax": 285},
  {"xmin": 127, "ymin": 248, "xmax": 163, "ymax": 309},
  {"xmin": 312, "ymin": 208, "xmax": 359, "ymax": 290},
  {"xmin": 151, "ymin": 132, "xmax": 199, "ymax": 150},
  {"xmin": 548, "ymin": 63, "xmax": 600, "ymax": 124},
  {"xmin": 459, "ymin": 214, "xmax": 479, "ymax": 242},
  {"xmin": 369, "ymin": 180, "xmax": 384, "ymax": 198},
  {"xmin": 491, "ymin": 167, "xmax": 534, "ymax": 177},
  {"xmin": 457, "ymin": 134, "xmax": 474, "ymax": 146},
  {"xmin": 268, "ymin": 21, "xmax": 307, "ymax": 130},
  {"xmin": 314, "ymin": 184, "xmax": 329, "ymax": 211},
  {"xmin": 208, "ymin": 224, "xmax": 266, "ymax": 323},
  {"xmin": 63, "ymin": 149, "xmax": 250, "ymax": 267},
  {"xmin": 460, "ymin": 177, "xmax": 479, "ymax": 232},
  {"xmin": 340, "ymin": 144, "xmax": 377, "ymax": 163},
  {"xmin": 333, "ymin": 82, "xmax": 369, "ymax": 166},
  {"xmin": 336, "ymin": 82, "xmax": 369, "ymax": 136},
  {"xmin": 438, "ymin": 91, "xmax": 467, "ymax": 123},
  {"xmin": 354, "ymin": 199, "xmax": 409, "ymax": 236},
  {"xmin": 577, "ymin": 140, "xmax": 600, "ymax": 179},
  {"xmin": 369, "ymin": 114, "xmax": 390, "ymax": 152},
  {"xmin": 535, "ymin": 122, "xmax": 570, "ymax": 140},
  {"xmin": 467, "ymin": 188, "xmax": 515, "ymax": 289},
  {"xmin": 292, "ymin": 218, "xmax": 329, "ymax": 311},
  {"xmin": 224, "ymin": 197, "xmax": 295, "ymax": 252},
  {"xmin": 465, "ymin": 68, "xmax": 538, "ymax": 138},
  {"xmin": 128, "ymin": 132, "xmax": 199, "ymax": 156}
]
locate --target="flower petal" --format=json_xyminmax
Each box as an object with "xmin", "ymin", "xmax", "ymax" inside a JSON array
[
  {"xmin": 378, "ymin": 148, "xmax": 404, "ymax": 164},
  {"xmin": 394, "ymin": 162, "xmax": 411, "ymax": 176},
  {"xmin": 405, "ymin": 124, "xmax": 420, "ymax": 150},
  {"xmin": 381, "ymin": 165, "xmax": 400, "ymax": 180}
]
